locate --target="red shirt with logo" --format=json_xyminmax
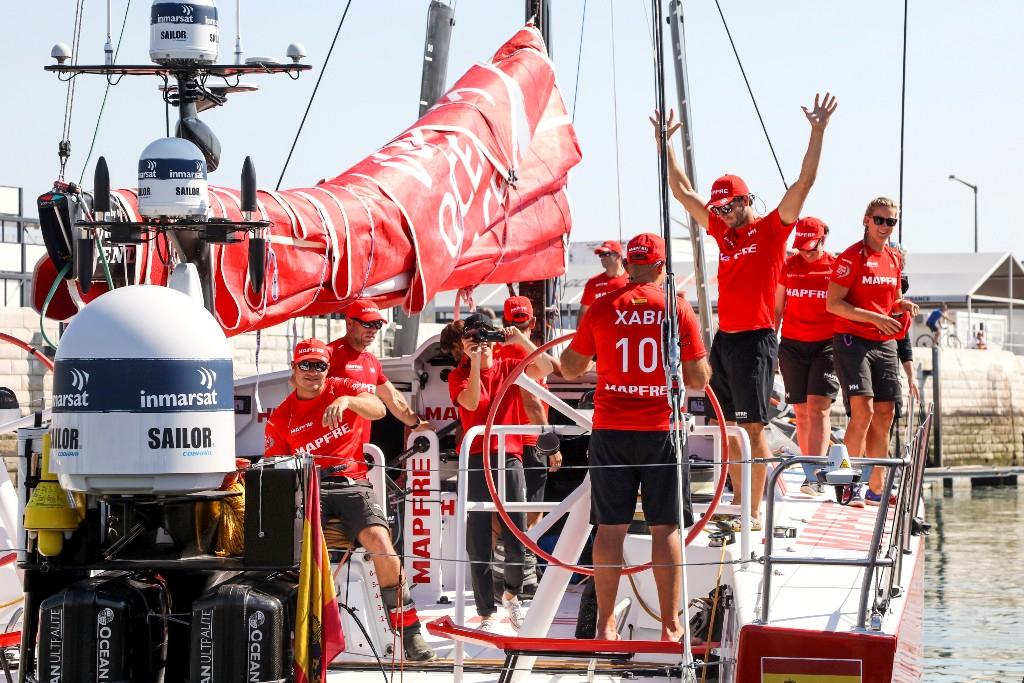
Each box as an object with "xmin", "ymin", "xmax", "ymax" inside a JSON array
[
  {"xmin": 780, "ymin": 252, "xmax": 836, "ymax": 342},
  {"xmin": 708, "ymin": 209, "xmax": 795, "ymax": 332},
  {"xmin": 326, "ymin": 339, "xmax": 388, "ymax": 446},
  {"xmin": 494, "ymin": 343, "xmax": 548, "ymax": 447},
  {"xmin": 830, "ymin": 241, "xmax": 904, "ymax": 341},
  {"xmin": 581, "ymin": 272, "xmax": 629, "ymax": 306},
  {"xmin": 570, "ymin": 282, "xmax": 706, "ymax": 431},
  {"xmin": 264, "ymin": 378, "xmax": 367, "ymax": 479},
  {"xmin": 447, "ymin": 357, "xmax": 525, "ymax": 458}
]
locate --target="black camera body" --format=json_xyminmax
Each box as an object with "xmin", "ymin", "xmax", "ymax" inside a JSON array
[{"xmin": 466, "ymin": 326, "xmax": 506, "ymax": 343}]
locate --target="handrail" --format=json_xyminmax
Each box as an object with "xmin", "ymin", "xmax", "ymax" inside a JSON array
[
  {"xmin": 759, "ymin": 406, "xmax": 934, "ymax": 629},
  {"xmin": 759, "ymin": 455, "xmax": 910, "ymax": 627}
]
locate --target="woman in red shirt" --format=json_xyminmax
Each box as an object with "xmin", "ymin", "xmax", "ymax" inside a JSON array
[
  {"xmin": 774, "ymin": 217, "xmax": 838, "ymax": 496},
  {"xmin": 826, "ymin": 198, "xmax": 918, "ymax": 506}
]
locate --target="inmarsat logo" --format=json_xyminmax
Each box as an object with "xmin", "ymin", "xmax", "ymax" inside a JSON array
[
  {"xmin": 53, "ymin": 367, "xmax": 90, "ymax": 408},
  {"xmin": 70, "ymin": 368, "xmax": 89, "ymax": 391},
  {"xmin": 197, "ymin": 366, "xmax": 217, "ymax": 390},
  {"xmin": 181, "ymin": 4, "xmax": 193, "ymax": 16},
  {"xmin": 139, "ymin": 159, "xmax": 158, "ymax": 179},
  {"xmin": 139, "ymin": 366, "xmax": 219, "ymax": 408}
]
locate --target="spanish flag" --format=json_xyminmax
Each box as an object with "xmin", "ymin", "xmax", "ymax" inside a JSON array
[
  {"xmin": 761, "ymin": 657, "xmax": 862, "ymax": 682},
  {"xmin": 294, "ymin": 464, "xmax": 346, "ymax": 683}
]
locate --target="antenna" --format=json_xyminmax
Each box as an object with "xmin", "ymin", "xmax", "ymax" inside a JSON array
[
  {"xmin": 235, "ymin": 0, "xmax": 244, "ymax": 65},
  {"xmin": 104, "ymin": 0, "xmax": 113, "ymax": 65}
]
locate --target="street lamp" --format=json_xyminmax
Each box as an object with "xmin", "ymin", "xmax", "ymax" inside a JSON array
[{"xmin": 948, "ymin": 174, "xmax": 979, "ymax": 253}]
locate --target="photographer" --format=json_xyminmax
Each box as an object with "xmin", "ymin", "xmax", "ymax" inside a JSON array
[{"xmin": 442, "ymin": 313, "xmax": 553, "ymax": 630}]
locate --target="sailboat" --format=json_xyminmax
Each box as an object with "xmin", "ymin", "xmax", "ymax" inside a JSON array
[{"xmin": 1, "ymin": 1, "xmax": 928, "ymax": 682}]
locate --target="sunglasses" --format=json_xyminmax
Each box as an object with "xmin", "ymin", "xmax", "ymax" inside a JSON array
[
  {"xmin": 869, "ymin": 216, "xmax": 899, "ymax": 227},
  {"xmin": 596, "ymin": 251, "xmax": 617, "ymax": 258},
  {"xmin": 297, "ymin": 360, "xmax": 329, "ymax": 372},
  {"xmin": 710, "ymin": 196, "xmax": 746, "ymax": 216},
  {"xmin": 350, "ymin": 318, "xmax": 385, "ymax": 330}
]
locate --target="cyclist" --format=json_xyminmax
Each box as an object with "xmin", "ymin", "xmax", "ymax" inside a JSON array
[{"xmin": 926, "ymin": 303, "xmax": 955, "ymax": 345}]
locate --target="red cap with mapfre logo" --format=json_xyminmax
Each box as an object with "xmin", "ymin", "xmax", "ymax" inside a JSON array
[
  {"xmin": 343, "ymin": 299, "xmax": 386, "ymax": 323},
  {"xmin": 294, "ymin": 338, "xmax": 331, "ymax": 364},
  {"xmin": 594, "ymin": 240, "xmax": 624, "ymax": 256},
  {"xmin": 503, "ymin": 295, "xmax": 533, "ymax": 323},
  {"xmin": 792, "ymin": 217, "xmax": 827, "ymax": 250},
  {"xmin": 706, "ymin": 174, "xmax": 750, "ymax": 208},
  {"xmin": 626, "ymin": 233, "xmax": 666, "ymax": 265}
]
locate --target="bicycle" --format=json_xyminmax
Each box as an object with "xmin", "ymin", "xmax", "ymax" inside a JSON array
[{"xmin": 915, "ymin": 323, "xmax": 961, "ymax": 348}]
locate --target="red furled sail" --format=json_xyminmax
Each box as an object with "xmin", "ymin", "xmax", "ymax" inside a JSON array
[{"xmin": 33, "ymin": 26, "xmax": 580, "ymax": 336}]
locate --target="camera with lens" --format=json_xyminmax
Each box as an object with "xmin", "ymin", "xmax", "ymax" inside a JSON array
[{"xmin": 465, "ymin": 325, "xmax": 506, "ymax": 343}]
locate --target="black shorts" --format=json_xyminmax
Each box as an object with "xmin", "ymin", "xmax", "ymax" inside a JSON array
[
  {"xmin": 707, "ymin": 329, "xmax": 777, "ymax": 424},
  {"xmin": 778, "ymin": 337, "xmax": 839, "ymax": 404},
  {"xmin": 833, "ymin": 334, "xmax": 900, "ymax": 403},
  {"xmin": 320, "ymin": 479, "xmax": 389, "ymax": 543},
  {"xmin": 926, "ymin": 321, "xmax": 939, "ymax": 333},
  {"xmin": 588, "ymin": 429, "xmax": 691, "ymax": 527},
  {"xmin": 522, "ymin": 445, "xmax": 548, "ymax": 503}
]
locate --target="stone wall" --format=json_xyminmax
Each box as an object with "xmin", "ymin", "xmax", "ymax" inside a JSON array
[{"xmin": 915, "ymin": 347, "xmax": 1024, "ymax": 467}]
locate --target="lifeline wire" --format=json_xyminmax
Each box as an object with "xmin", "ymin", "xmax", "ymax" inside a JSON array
[
  {"xmin": 276, "ymin": 0, "xmax": 354, "ymax": 190},
  {"xmin": 713, "ymin": 0, "xmax": 788, "ymax": 190}
]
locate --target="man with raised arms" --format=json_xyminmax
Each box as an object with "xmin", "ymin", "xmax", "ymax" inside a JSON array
[
  {"xmin": 561, "ymin": 233, "xmax": 711, "ymax": 642},
  {"xmin": 653, "ymin": 93, "xmax": 837, "ymax": 528},
  {"xmin": 264, "ymin": 338, "xmax": 436, "ymax": 661}
]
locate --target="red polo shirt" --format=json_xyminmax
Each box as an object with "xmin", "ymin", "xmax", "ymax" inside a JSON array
[
  {"xmin": 264, "ymin": 378, "xmax": 367, "ymax": 479},
  {"xmin": 830, "ymin": 241, "xmax": 904, "ymax": 341},
  {"xmin": 581, "ymin": 272, "xmax": 629, "ymax": 306},
  {"xmin": 570, "ymin": 282, "xmax": 706, "ymax": 431},
  {"xmin": 326, "ymin": 339, "xmax": 388, "ymax": 446},
  {"xmin": 780, "ymin": 252, "xmax": 836, "ymax": 342},
  {"xmin": 708, "ymin": 209, "xmax": 795, "ymax": 332},
  {"xmin": 447, "ymin": 357, "xmax": 524, "ymax": 458}
]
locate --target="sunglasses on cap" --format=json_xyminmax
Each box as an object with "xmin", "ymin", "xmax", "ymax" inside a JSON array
[
  {"xmin": 350, "ymin": 318, "xmax": 385, "ymax": 330},
  {"xmin": 869, "ymin": 216, "xmax": 899, "ymax": 227},
  {"xmin": 297, "ymin": 360, "xmax": 329, "ymax": 372},
  {"xmin": 710, "ymin": 196, "xmax": 747, "ymax": 216}
]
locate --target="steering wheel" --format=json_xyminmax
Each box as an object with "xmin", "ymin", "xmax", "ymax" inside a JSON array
[{"xmin": 478, "ymin": 332, "xmax": 730, "ymax": 576}]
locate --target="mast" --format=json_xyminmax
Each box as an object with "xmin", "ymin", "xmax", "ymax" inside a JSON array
[
  {"xmin": 392, "ymin": 1, "xmax": 456, "ymax": 356},
  {"xmin": 654, "ymin": 1, "xmax": 696, "ymax": 678},
  {"xmin": 667, "ymin": 1, "xmax": 714, "ymax": 348},
  {"xmin": 518, "ymin": 0, "xmax": 555, "ymax": 345}
]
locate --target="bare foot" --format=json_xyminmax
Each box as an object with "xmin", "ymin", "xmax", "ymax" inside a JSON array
[
  {"xmin": 596, "ymin": 627, "xmax": 619, "ymax": 641},
  {"xmin": 661, "ymin": 626, "xmax": 685, "ymax": 642}
]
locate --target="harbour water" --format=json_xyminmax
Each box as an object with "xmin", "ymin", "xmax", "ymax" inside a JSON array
[{"xmin": 925, "ymin": 485, "xmax": 1024, "ymax": 681}]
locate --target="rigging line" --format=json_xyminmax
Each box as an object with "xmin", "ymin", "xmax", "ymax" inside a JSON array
[
  {"xmin": 276, "ymin": 0, "xmax": 354, "ymax": 191},
  {"xmin": 712, "ymin": 0, "xmax": 788, "ymax": 190},
  {"xmin": 79, "ymin": 0, "xmax": 133, "ymax": 184},
  {"xmin": 897, "ymin": 0, "xmax": 908, "ymax": 243},
  {"xmin": 609, "ymin": 0, "xmax": 624, "ymax": 243},
  {"xmin": 59, "ymin": 0, "xmax": 86, "ymax": 179},
  {"xmin": 570, "ymin": 0, "xmax": 588, "ymax": 122}
]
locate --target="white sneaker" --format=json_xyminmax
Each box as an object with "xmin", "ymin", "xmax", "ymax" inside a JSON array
[
  {"xmin": 800, "ymin": 480, "xmax": 824, "ymax": 496},
  {"xmin": 502, "ymin": 594, "xmax": 525, "ymax": 632},
  {"xmin": 479, "ymin": 615, "xmax": 497, "ymax": 631}
]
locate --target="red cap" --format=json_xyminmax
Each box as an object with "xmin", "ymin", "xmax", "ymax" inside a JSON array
[
  {"xmin": 594, "ymin": 240, "xmax": 624, "ymax": 257},
  {"xmin": 626, "ymin": 233, "xmax": 666, "ymax": 265},
  {"xmin": 792, "ymin": 217, "xmax": 827, "ymax": 250},
  {"xmin": 343, "ymin": 299, "xmax": 386, "ymax": 323},
  {"xmin": 706, "ymin": 174, "xmax": 750, "ymax": 208},
  {"xmin": 503, "ymin": 295, "xmax": 533, "ymax": 323},
  {"xmin": 293, "ymin": 338, "xmax": 331, "ymax": 364}
]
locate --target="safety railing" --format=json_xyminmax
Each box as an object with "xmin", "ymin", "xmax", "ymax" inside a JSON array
[{"xmin": 758, "ymin": 405, "xmax": 934, "ymax": 629}]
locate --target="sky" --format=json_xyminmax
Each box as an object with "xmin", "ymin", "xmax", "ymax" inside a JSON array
[{"xmin": 1, "ymin": 1, "xmax": 1021, "ymax": 259}]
